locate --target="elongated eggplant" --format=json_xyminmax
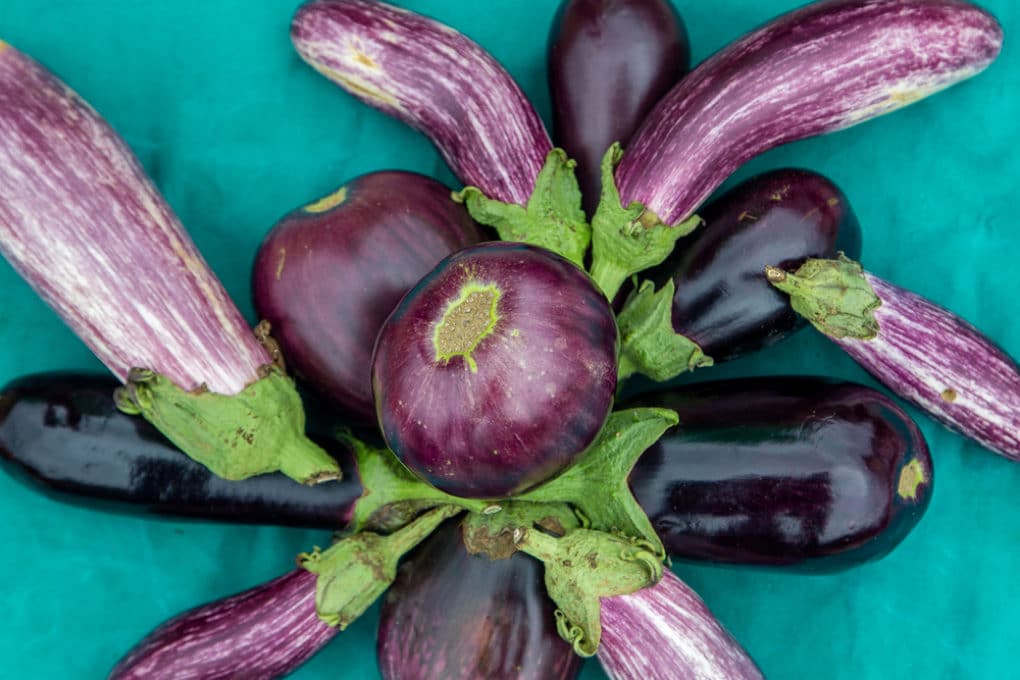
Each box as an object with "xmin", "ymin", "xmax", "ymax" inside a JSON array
[
  {"xmin": 548, "ymin": 0, "xmax": 690, "ymax": 216},
  {"xmin": 377, "ymin": 520, "xmax": 581, "ymax": 680},
  {"xmin": 768, "ymin": 257, "xmax": 1020, "ymax": 461},
  {"xmin": 614, "ymin": 0, "xmax": 1003, "ymax": 227},
  {"xmin": 0, "ymin": 373, "xmax": 360, "ymax": 527},
  {"xmin": 626, "ymin": 377, "xmax": 933, "ymax": 570},
  {"xmin": 647, "ymin": 169, "xmax": 861, "ymax": 362},
  {"xmin": 252, "ymin": 171, "xmax": 481, "ymax": 425}
]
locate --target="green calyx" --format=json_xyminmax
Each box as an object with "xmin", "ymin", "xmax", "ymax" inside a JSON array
[
  {"xmin": 300, "ymin": 505, "xmax": 462, "ymax": 629},
  {"xmin": 589, "ymin": 144, "xmax": 702, "ymax": 300},
  {"xmin": 114, "ymin": 366, "xmax": 340, "ymax": 485},
  {"xmin": 432, "ymin": 280, "xmax": 502, "ymax": 373},
  {"xmin": 617, "ymin": 279, "xmax": 713, "ymax": 382},
  {"xmin": 766, "ymin": 254, "xmax": 882, "ymax": 340},
  {"xmin": 453, "ymin": 148, "xmax": 590, "ymax": 266}
]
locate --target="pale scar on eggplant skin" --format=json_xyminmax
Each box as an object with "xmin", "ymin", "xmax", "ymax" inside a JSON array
[
  {"xmin": 897, "ymin": 458, "xmax": 928, "ymax": 501},
  {"xmin": 941, "ymin": 388, "xmax": 958, "ymax": 403},
  {"xmin": 303, "ymin": 186, "xmax": 348, "ymax": 214}
]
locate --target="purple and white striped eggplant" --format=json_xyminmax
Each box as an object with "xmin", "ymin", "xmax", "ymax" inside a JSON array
[
  {"xmin": 290, "ymin": 0, "xmax": 551, "ymax": 207},
  {"xmin": 599, "ymin": 570, "xmax": 763, "ymax": 680},
  {"xmin": 0, "ymin": 43, "xmax": 338, "ymax": 484},
  {"xmin": 110, "ymin": 569, "xmax": 335, "ymax": 680},
  {"xmin": 613, "ymin": 0, "xmax": 1004, "ymax": 227},
  {"xmin": 767, "ymin": 257, "xmax": 1020, "ymax": 461}
]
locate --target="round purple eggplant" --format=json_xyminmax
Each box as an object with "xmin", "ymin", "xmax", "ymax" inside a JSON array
[
  {"xmin": 252, "ymin": 171, "xmax": 482, "ymax": 425},
  {"xmin": 377, "ymin": 520, "xmax": 582, "ymax": 680},
  {"xmin": 548, "ymin": 0, "xmax": 690, "ymax": 216},
  {"xmin": 372, "ymin": 242, "xmax": 618, "ymax": 498},
  {"xmin": 625, "ymin": 377, "xmax": 933, "ymax": 571},
  {"xmin": 646, "ymin": 169, "xmax": 861, "ymax": 362}
]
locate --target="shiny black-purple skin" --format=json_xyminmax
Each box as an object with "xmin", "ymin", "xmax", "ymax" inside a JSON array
[
  {"xmin": 0, "ymin": 373, "xmax": 360, "ymax": 528},
  {"xmin": 626, "ymin": 377, "xmax": 933, "ymax": 571},
  {"xmin": 372, "ymin": 242, "xmax": 618, "ymax": 499},
  {"xmin": 647, "ymin": 169, "xmax": 861, "ymax": 362},
  {"xmin": 548, "ymin": 0, "xmax": 690, "ymax": 216},
  {"xmin": 252, "ymin": 171, "xmax": 481, "ymax": 425},
  {"xmin": 377, "ymin": 521, "xmax": 582, "ymax": 680}
]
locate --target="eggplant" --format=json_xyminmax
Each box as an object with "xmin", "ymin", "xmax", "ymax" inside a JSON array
[
  {"xmin": 768, "ymin": 257, "xmax": 1020, "ymax": 461},
  {"xmin": 613, "ymin": 0, "xmax": 1003, "ymax": 227},
  {"xmin": 647, "ymin": 168, "xmax": 861, "ymax": 362},
  {"xmin": 252, "ymin": 171, "xmax": 482, "ymax": 425},
  {"xmin": 548, "ymin": 0, "xmax": 690, "ymax": 216},
  {"xmin": 0, "ymin": 373, "xmax": 360, "ymax": 528},
  {"xmin": 372, "ymin": 242, "xmax": 618, "ymax": 498},
  {"xmin": 626, "ymin": 377, "xmax": 933, "ymax": 570},
  {"xmin": 376, "ymin": 521, "xmax": 582, "ymax": 680}
]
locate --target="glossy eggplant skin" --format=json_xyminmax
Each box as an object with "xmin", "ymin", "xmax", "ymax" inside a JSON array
[
  {"xmin": 626, "ymin": 377, "xmax": 933, "ymax": 571},
  {"xmin": 0, "ymin": 373, "xmax": 360, "ymax": 528},
  {"xmin": 377, "ymin": 521, "xmax": 582, "ymax": 680},
  {"xmin": 647, "ymin": 169, "xmax": 862, "ymax": 362},
  {"xmin": 548, "ymin": 0, "xmax": 690, "ymax": 216}
]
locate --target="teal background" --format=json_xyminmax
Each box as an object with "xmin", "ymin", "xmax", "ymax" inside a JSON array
[{"xmin": 0, "ymin": 0, "xmax": 1017, "ymax": 677}]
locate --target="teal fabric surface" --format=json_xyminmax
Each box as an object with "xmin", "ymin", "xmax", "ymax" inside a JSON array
[{"xmin": 0, "ymin": 1, "xmax": 1017, "ymax": 678}]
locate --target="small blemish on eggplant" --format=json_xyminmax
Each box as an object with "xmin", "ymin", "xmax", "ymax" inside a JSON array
[
  {"xmin": 738, "ymin": 211, "xmax": 758, "ymax": 222},
  {"xmin": 897, "ymin": 458, "xmax": 928, "ymax": 501},
  {"xmin": 275, "ymin": 248, "xmax": 286, "ymax": 281},
  {"xmin": 941, "ymin": 388, "xmax": 958, "ymax": 403}
]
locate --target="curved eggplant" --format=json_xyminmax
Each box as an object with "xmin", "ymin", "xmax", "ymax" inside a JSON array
[
  {"xmin": 548, "ymin": 0, "xmax": 690, "ymax": 216},
  {"xmin": 647, "ymin": 168, "xmax": 861, "ymax": 362},
  {"xmin": 252, "ymin": 171, "xmax": 481, "ymax": 425},
  {"xmin": 0, "ymin": 373, "xmax": 360, "ymax": 528},
  {"xmin": 377, "ymin": 520, "xmax": 582, "ymax": 680},
  {"xmin": 625, "ymin": 377, "xmax": 933, "ymax": 570}
]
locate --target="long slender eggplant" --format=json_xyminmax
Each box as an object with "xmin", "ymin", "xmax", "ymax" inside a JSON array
[
  {"xmin": 290, "ymin": 0, "xmax": 551, "ymax": 206},
  {"xmin": 252, "ymin": 171, "xmax": 481, "ymax": 425},
  {"xmin": 548, "ymin": 0, "xmax": 690, "ymax": 216},
  {"xmin": 376, "ymin": 521, "xmax": 582, "ymax": 680},
  {"xmin": 614, "ymin": 0, "xmax": 1003, "ymax": 227},
  {"xmin": 768, "ymin": 257, "xmax": 1020, "ymax": 461},
  {"xmin": 646, "ymin": 168, "xmax": 861, "ymax": 362},
  {"xmin": 626, "ymin": 377, "xmax": 933, "ymax": 570},
  {"xmin": 0, "ymin": 42, "xmax": 337, "ymax": 484},
  {"xmin": 0, "ymin": 374, "xmax": 360, "ymax": 528}
]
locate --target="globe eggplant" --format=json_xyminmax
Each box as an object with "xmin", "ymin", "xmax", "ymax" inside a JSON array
[
  {"xmin": 548, "ymin": 0, "xmax": 690, "ymax": 216},
  {"xmin": 0, "ymin": 42, "xmax": 337, "ymax": 484},
  {"xmin": 252, "ymin": 171, "xmax": 482, "ymax": 425},
  {"xmin": 0, "ymin": 373, "xmax": 360, "ymax": 528},
  {"xmin": 376, "ymin": 520, "xmax": 582, "ymax": 680},
  {"xmin": 372, "ymin": 242, "xmax": 618, "ymax": 499},
  {"xmin": 613, "ymin": 0, "xmax": 1003, "ymax": 228},
  {"xmin": 626, "ymin": 377, "xmax": 933, "ymax": 570},
  {"xmin": 768, "ymin": 257, "xmax": 1020, "ymax": 461}
]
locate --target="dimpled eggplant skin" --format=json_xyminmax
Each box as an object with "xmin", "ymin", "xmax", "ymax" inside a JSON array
[
  {"xmin": 626, "ymin": 377, "xmax": 933, "ymax": 571},
  {"xmin": 377, "ymin": 521, "xmax": 582, "ymax": 680},
  {"xmin": 252, "ymin": 171, "xmax": 481, "ymax": 425},
  {"xmin": 649, "ymin": 168, "xmax": 861, "ymax": 362}
]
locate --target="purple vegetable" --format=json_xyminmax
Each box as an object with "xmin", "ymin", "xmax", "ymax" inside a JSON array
[
  {"xmin": 377, "ymin": 521, "xmax": 582, "ymax": 680},
  {"xmin": 614, "ymin": 0, "xmax": 1003, "ymax": 227},
  {"xmin": 599, "ymin": 570, "xmax": 763, "ymax": 680},
  {"xmin": 548, "ymin": 0, "xmax": 690, "ymax": 216},
  {"xmin": 252, "ymin": 171, "xmax": 481, "ymax": 425},
  {"xmin": 768, "ymin": 258, "xmax": 1020, "ymax": 461},
  {"xmin": 291, "ymin": 0, "xmax": 552, "ymax": 206},
  {"xmin": 372, "ymin": 242, "xmax": 618, "ymax": 498},
  {"xmin": 110, "ymin": 569, "xmax": 335, "ymax": 680}
]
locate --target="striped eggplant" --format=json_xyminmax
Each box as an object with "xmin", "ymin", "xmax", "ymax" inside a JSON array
[
  {"xmin": 767, "ymin": 257, "xmax": 1020, "ymax": 461},
  {"xmin": 599, "ymin": 570, "xmax": 763, "ymax": 680},
  {"xmin": 290, "ymin": 0, "xmax": 551, "ymax": 207},
  {"xmin": 110, "ymin": 569, "xmax": 335, "ymax": 680},
  {"xmin": 0, "ymin": 43, "xmax": 337, "ymax": 484},
  {"xmin": 613, "ymin": 0, "xmax": 1004, "ymax": 227}
]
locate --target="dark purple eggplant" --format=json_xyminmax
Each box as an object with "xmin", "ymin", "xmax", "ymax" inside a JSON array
[
  {"xmin": 548, "ymin": 0, "xmax": 690, "ymax": 216},
  {"xmin": 625, "ymin": 377, "xmax": 933, "ymax": 571},
  {"xmin": 646, "ymin": 168, "xmax": 861, "ymax": 362},
  {"xmin": 372, "ymin": 242, "xmax": 618, "ymax": 498},
  {"xmin": 252, "ymin": 171, "xmax": 481, "ymax": 425},
  {"xmin": 0, "ymin": 373, "xmax": 360, "ymax": 528},
  {"xmin": 377, "ymin": 520, "xmax": 582, "ymax": 680}
]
